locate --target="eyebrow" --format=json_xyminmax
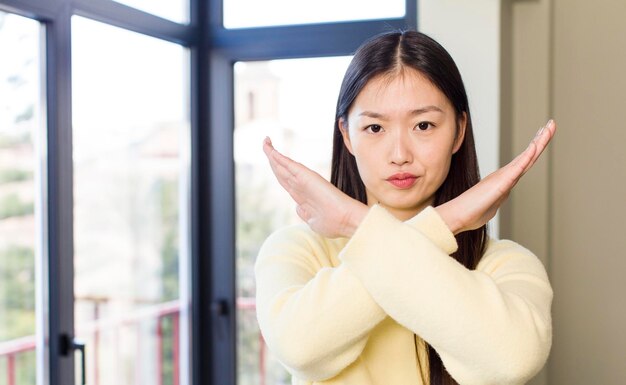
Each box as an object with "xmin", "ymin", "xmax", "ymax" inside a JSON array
[{"xmin": 359, "ymin": 105, "xmax": 444, "ymax": 120}]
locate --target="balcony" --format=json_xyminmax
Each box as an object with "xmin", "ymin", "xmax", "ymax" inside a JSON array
[{"xmin": 0, "ymin": 297, "xmax": 268, "ymax": 385}]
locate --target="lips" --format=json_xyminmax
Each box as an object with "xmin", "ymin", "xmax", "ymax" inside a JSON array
[{"xmin": 386, "ymin": 173, "xmax": 418, "ymax": 189}]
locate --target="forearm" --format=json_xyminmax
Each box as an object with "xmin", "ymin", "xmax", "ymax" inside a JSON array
[
  {"xmin": 255, "ymin": 227, "xmax": 386, "ymax": 381},
  {"xmin": 434, "ymin": 202, "xmax": 462, "ymax": 235},
  {"xmin": 340, "ymin": 205, "xmax": 553, "ymax": 384}
]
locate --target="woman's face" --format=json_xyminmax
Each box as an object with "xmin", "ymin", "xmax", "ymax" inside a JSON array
[{"xmin": 340, "ymin": 68, "xmax": 465, "ymax": 221}]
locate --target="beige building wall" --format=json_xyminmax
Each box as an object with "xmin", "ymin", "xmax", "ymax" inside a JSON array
[
  {"xmin": 504, "ymin": 0, "xmax": 626, "ymax": 384},
  {"xmin": 420, "ymin": 0, "xmax": 626, "ymax": 383}
]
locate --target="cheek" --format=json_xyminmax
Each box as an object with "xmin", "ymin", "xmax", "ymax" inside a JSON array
[
  {"xmin": 351, "ymin": 145, "xmax": 383, "ymax": 187},
  {"xmin": 350, "ymin": 139, "xmax": 373, "ymax": 169},
  {"xmin": 353, "ymin": 151, "xmax": 376, "ymax": 180},
  {"xmin": 423, "ymin": 142, "xmax": 454, "ymax": 176}
]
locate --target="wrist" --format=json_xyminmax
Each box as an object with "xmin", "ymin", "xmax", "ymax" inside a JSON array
[
  {"xmin": 344, "ymin": 203, "xmax": 369, "ymax": 237},
  {"xmin": 434, "ymin": 203, "xmax": 461, "ymax": 235}
]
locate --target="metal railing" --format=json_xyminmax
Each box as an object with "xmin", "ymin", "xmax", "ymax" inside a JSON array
[
  {"xmin": 0, "ymin": 297, "xmax": 262, "ymax": 385},
  {"xmin": 0, "ymin": 335, "xmax": 36, "ymax": 385}
]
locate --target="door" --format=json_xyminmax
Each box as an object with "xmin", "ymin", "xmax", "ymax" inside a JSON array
[{"xmin": 70, "ymin": 16, "xmax": 191, "ymax": 385}]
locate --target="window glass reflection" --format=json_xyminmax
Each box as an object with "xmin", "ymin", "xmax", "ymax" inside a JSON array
[
  {"xmin": 224, "ymin": 0, "xmax": 404, "ymax": 29},
  {"xmin": 0, "ymin": 11, "xmax": 42, "ymax": 385},
  {"xmin": 234, "ymin": 57, "xmax": 351, "ymax": 385},
  {"xmin": 72, "ymin": 16, "xmax": 190, "ymax": 385}
]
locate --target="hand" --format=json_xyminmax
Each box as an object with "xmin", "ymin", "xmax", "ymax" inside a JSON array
[
  {"xmin": 263, "ymin": 137, "xmax": 369, "ymax": 238},
  {"xmin": 436, "ymin": 119, "xmax": 557, "ymax": 235}
]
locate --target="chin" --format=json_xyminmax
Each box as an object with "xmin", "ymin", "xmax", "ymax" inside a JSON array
[
  {"xmin": 368, "ymin": 188, "xmax": 434, "ymax": 212},
  {"xmin": 380, "ymin": 199, "xmax": 429, "ymax": 213},
  {"xmin": 384, "ymin": 194, "xmax": 432, "ymax": 210}
]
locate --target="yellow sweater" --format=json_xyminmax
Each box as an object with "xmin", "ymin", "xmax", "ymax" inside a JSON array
[{"xmin": 255, "ymin": 205, "xmax": 553, "ymax": 385}]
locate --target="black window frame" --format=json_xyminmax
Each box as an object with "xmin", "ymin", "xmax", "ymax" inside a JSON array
[{"xmin": 0, "ymin": 0, "xmax": 416, "ymax": 384}]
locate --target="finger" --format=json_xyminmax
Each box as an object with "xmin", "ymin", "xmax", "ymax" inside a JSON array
[
  {"xmin": 530, "ymin": 120, "xmax": 555, "ymax": 159},
  {"xmin": 296, "ymin": 204, "xmax": 311, "ymax": 222},
  {"xmin": 269, "ymin": 148, "xmax": 308, "ymax": 179},
  {"xmin": 522, "ymin": 119, "xmax": 556, "ymax": 174},
  {"xmin": 262, "ymin": 138, "xmax": 314, "ymax": 206},
  {"xmin": 490, "ymin": 141, "xmax": 537, "ymax": 195},
  {"xmin": 270, "ymin": 162, "xmax": 308, "ymax": 204},
  {"xmin": 506, "ymin": 119, "xmax": 556, "ymax": 189},
  {"xmin": 266, "ymin": 156, "xmax": 306, "ymax": 205},
  {"xmin": 508, "ymin": 140, "xmax": 537, "ymax": 177},
  {"xmin": 262, "ymin": 136, "xmax": 274, "ymax": 157},
  {"xmin": 263, "ymin": 137, "xmax": 295, "ymax": 175},
  {"xmin": 263, "ymin": 137, "xmax": 300, "ymax": 189},
  {"xmin": 505, "ymin": 119, "xmax": 554, "ymax": 181},
  {"xmin": 265, "ymin": 150, "xmax": 293, "ymax": 191},
  {"xmin": 263, "ymin": 136, "xmax": 305, "ymax": 177}
]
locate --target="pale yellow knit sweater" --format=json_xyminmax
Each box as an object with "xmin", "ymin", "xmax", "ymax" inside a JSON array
[{"xmin": 255, "ymin": 205, "xmax": 553, "ymax": 385}]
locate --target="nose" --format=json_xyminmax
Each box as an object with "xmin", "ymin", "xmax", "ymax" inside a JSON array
[{"xmin": 389, "ymin": 130, "xmax": 413, "ymax": 165}]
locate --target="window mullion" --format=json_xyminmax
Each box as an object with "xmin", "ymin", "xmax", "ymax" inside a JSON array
[
  {"xmin": 72, "ymin": 0, "xmax": 195, "ymax": 46},
  {"xmin": 44, "ymin": 7, "xmax": 75, "ymax": 385},
  {"xmin": 210, "ymin": 18, "xmax": 412, "ymax": 60}
]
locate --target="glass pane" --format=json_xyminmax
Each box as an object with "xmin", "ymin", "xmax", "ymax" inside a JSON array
[
  {"xmin": 234, "ymin": 57, "xmax": 351, "ymax": 385},
  {"xmin": 113, "ymin": 0, "xmax": 188, "ymax": 24},
  {"xmin": 224, "ymin": 0, "xmax": 405, "ymax": 29},
  {"xmin": 0, "ymin": 11, "xmax": 43, "ymax": 385},
  {"xmin": 72, "ymin": 17, "xmax": 190, "ymax": 385}
]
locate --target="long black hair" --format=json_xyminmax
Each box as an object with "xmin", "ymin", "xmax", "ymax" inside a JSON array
[{"xmin": 330, "ymin": 30, "xmax": 488, "ymax": 385}]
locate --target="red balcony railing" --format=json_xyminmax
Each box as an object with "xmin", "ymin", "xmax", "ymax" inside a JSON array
[
  {"xmin": 0, "ymin": 335, "xmax": 36, "ymax": 385},
  {"xmin": 0, "ymin": 297, "xmax": 263, "ymax": 385}
]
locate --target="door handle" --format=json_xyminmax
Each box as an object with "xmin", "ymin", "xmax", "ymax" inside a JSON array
[
  {"xmin": 210, "ymin": 298, "xmax": 229, "ymax": 316},
  {"xmin": 73, "ymin": 339, "xmax": 86, "ymax": 385},
  {"xmin": 60, "ymin": 334, "xmax": 86, "ymax": 385}
]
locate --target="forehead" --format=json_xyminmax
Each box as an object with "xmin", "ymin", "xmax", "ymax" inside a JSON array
[{"xmin": 350, "ymin": 68, "xmax": 452, "ymax": 115}]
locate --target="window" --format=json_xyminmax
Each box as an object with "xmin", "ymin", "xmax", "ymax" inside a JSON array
[
  {"xmin": 72, "ymin": 17, "xmax": 190, "ymax": 385},
  {"xmin": 0, "ymin": 1, "xmax": 416, "ymax": 384},
  {"xmin": 234, "ymin": 57, "xmax": 351, "ymax": 384},
  {"xmin": 0, "ymin": 11, "xmax": 43, "ymax": 385},
  {"xmin": 223, "ymin": 0, "xmax": 405, "ymax": 29}
]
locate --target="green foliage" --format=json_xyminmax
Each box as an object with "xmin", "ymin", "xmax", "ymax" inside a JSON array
[
  {"xmin": 0, "ymin": 350, "xmax": 37, "ymax": 385},
  {"xmin": 0, "ymin": 169, "xmax": 32, "ymax": 184},
  {"xmin": 0, "ymin": 133, "xmax": 30, "ymax": 149},
  {"xmin": 14, "ymin": 105, "xmax": 34, "ymax": 124},
  {"xmin": 0, "ymin": 246, "xmax": 35, "ymax": 341},
  {"xmin": 0, "ymin": 194, "xmax": 33, "ymax": 219},
  {"xmin": 15, "ymin": 350, "xmax": 37, "ymax": 385},
  {"xmin": 157, "ymin": 178, "xmax": 179, "ymax": 302},
  {"xmin": 0, "ymin": 246, "xmax": 36, "ymax": 382},
  {"xmin": 235, "ymin": 167, "xmax": 293, "ymax": 384},
  {"xmin": 237, "ymin": 308, "xmax": 261, "ymax": 385},
  {"xmin": 160, "ymin": 316, "xmax": 175, "ymax": 385},
  {"xmin": 149, "ymin": 177, "xmax": 182, "ymax": 383}
]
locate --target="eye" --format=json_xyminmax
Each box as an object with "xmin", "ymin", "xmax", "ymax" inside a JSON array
[
  {"xmin": 365, "ymin": 124, "xmax": 384, "ymax": 133},
  {"xmin": 416, "ymin": 121, "xmax": 434, "ymax": 131}
]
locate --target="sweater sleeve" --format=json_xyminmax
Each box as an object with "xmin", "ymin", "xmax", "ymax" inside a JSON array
[
  {"xmin": 254, "ymin": 224, "xmax": 387, "ymax": 381},
  {"xmin": 340, "ymin": 205, "xmax": 553, "ymax": 385}
]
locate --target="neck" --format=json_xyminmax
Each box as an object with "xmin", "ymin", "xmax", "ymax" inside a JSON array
[{"xmin": 375, "ymin": 201, "xmax": 431, "ymax": 222}]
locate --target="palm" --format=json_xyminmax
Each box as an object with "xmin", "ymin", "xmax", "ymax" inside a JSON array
[
  {"xmin": 262, "ymin": 137, "xmax": 367, "ymax": 238},
  {"xmin": 263, "ymin": 119, "xmax": 556, "ymax": 237},
  {"xmin": 438, "ymin": 120, "xmax": 556, "ymax": 234}
]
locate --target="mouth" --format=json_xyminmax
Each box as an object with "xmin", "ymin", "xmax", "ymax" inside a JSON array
[{"xmin": 386, "ymin": 173, "xmax": 418, "ymax": 189}]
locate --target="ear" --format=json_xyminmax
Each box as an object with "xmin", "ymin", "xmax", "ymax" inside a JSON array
[
  {"xmin": 452, "ymin": 112, "xmax": 467, "ymax": 154},
  {"xmin": 339, "ymin": 118, "xmax": 354, "ymax": 155}
]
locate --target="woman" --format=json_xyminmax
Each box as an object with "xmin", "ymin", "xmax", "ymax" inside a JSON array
[{"xmin": 256, "ymin": 30, "xmax": 555, "ymax": 385}]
